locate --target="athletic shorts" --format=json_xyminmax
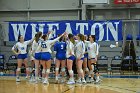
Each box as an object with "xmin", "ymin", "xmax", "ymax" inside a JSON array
[
  {"xmin": 41, "ymin": 52, "xmax": 51, "ymax": 61},
  {"xmin": 68, "ymin": 55, "xmax": 75, "ymax": 61},
  {"xmin": 17, "ymin": 54, "xmax": 27, "ymax": 59},
  {"xmin": 34, "ymin": 52, "xmax": 42, "ymax": 60},
  {"xmin": 56, "ymin": 52, "xmax": 66, "ymax": 60},
  {"xmin": 84, "ymin": 53, "xmax": 88, "ymax": 58}
]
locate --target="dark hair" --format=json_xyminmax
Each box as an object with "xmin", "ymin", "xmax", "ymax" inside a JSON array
[
  {"xmin": 18, "ymin": 35, "xmax": 22, "ymax": 42},
  {"xmin": 68, "ymin": 34, "xmax": 75, "ymax": 44},
  {"xmin": 38, "ymin": 32, "xmax": 42, "ymax": 37},
  {"xmin": 35, "ymin": 32, "xmax": 42, "ymax": 42},
  {"xmin": 57, "ymin": 34, "xmax": 63, "ymax": 42},
  {"xmin": 78, "ymin": 34, "xmax": 84, "ymax": 42},
  {"xmin": 42, "ymin": 34, "xmax": 47, "ymax": 41},
  {"xmin": 90, "ymin": 35, "xmax": 96, "ymax": 42}
]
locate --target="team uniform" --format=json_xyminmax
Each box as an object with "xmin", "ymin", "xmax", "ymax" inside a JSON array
[
  {"xmin": 87, "ymin": 41, "xmax": 100, "ymax": 83},
  {"xmin": 66, "ymin": 40, "xmax": 75, "ymax": 61},
  {"xmin": 12, "ymin": 39, "xmax": 34, "ymax": 59},
  {"xmin": 87, "ymin": 42, "xmax": 99, "ymax": 60},
  {"xmin": 75, "ymin": 40, "xmax": 86, "ymax": 83},
  {"xmin": 66, "ymin": 40, "xmax": 75, "ymax": 84},
  {"xmin": 36, "ymin": 36, "xmax": 62, "ymax": 60},
  {"xmin": 75, "ymin": 41, "xmax": 85, "ymax": 60},
  {"xmin": 32, "ymin": 39, "xmax": 43, "ymax": 60},
  {"xmin": 12, "ymin": 39, "xmax": 34, "ymax": 82},
  {"xmin": 54, "ymin": 41, "xmax": 66, "ymax": 60}
]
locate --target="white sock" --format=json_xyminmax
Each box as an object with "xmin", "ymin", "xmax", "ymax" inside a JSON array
[
  {"xmin": 55, "ymin": 76, "xmax": 58, "ymax": 80},
  {"xmin": 97, "ymin": 76, "xmax": 99, "ymax": 80}
]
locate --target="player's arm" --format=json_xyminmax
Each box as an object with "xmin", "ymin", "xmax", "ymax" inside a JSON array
[{"xmin": 11, "ymin": 44, "xmax": 19, "ymax": 55}]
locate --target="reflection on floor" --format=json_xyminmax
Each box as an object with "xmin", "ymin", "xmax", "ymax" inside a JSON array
[{"xmin": 0, "ymin": 74, "xmax": 140, "ymax": 93}]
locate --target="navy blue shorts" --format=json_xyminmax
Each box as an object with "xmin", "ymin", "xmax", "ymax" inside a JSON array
[
  {"xmin": 41, "ymin": 52, "xmax": 51, "ymax": 61},
  {"xmin": 68, "ymin": 55, "xmax": 75, "ymax": 61},
  {"xmin": 84, "ymin": 53, "xmax": 88, "ymax": 58},
  {"xmin": 56, "ymin": 53, "xmax": 66, "ymax": 60},
  {"xmin": 17, "ymin": 54, "xmax": 27, "ymax": 59},
  {"xmin": 80, "ymin": 57, "xmax": 84, "ymax": 60},
  {"xmin": 34, "ymin": 52, "xmax": 42, "ymax": 60}
]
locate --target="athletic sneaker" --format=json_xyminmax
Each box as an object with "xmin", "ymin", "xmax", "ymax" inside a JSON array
[
  {"xmin": 82, "ymin": 79, "xmax": 86, "ymax": 83},
  {"xmin": 26, "ymin": 75, "xmax": 30, "ymax": 80},
  {"xmin": 35, "ymin": 80, "xmax": 38, "ymax": 84},
  {"xmin": 43, "ymin": 79, "xmax": 49, "ymax": 84},
  {"xmin": 76, "ymin": 78, "xmax": 82, "ymax": 83},
  {"xmin": 60, "ymin": 79, "xmax": 64, "ymax": 83},
  {"xmin": 86, "ymin": 77, "xmax": 90, "ymax": 83},
  {"xmin": 95, "ymin": 78, "xmax": 101, "ymax": 83},
  {"xmin": 90, "ymin": 78, "xmax": 95, "ymax": 83},
  {"xmin": 67, "ymin": 79, "xmax": 75, "ymax": 84},
  {"xmin": 16, "ymin": 77, "xmax": 21, "ymax": 82}
]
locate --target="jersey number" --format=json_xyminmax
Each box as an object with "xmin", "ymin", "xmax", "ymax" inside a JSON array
[
  {"xmin": 41, "ymin": 44, "xmax": 47, "ymax": 48},
  {"xmin": 61, "ymin": 45, "xmax": 64, "ymax": 49}
]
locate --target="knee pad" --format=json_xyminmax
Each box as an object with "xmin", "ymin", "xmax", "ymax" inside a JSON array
[
  {"xmin": 68, "ymin": 70, "xmax": 73, "ymax": 75},
  {"xmin": 42, "ymin": 69, "xmax": 46, "ymax": 74},
  {"xmin": 46, "ymin": 69, "xmax": 50, "ymax": 73},
  {"xmin": 61, "ymin": 67, "xmax": 65, "ymax": 72},
  {"xmin": 55, "ymin": 68, "xmax": 59, "ymax": 71},
  {"xmin": 17, "ymin": 68, "xmax": 21, "ymax": 71},
  {"xmin": 93, "ymin": 64, "xmax": 99, "ymax": 73}
]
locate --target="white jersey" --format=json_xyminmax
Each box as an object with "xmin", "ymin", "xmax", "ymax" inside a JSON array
[
  {"xmin": 36, "ymin": 37, "xmax": 61, "ymax": 53},
  {"xmin": 87, "ymin": 42, "xmax": 99, "ymax": 59},
  {"xmin": 32, "ymin": 41, "xmax": 39, "ymax": 54},
  {"xmin": 12, "ymin": 39, "xmax": 33, "ymax": 54},
  {"xmin": 32, "ymin": 38, "xmax": 44, "ymax": 54},
  {"xmin": 66, "ymin": 40, "xmax": 75, "ymax": 58},
  {"xmin": 75, "ymin": 41, "xmax": 85, "ymax": 58}
]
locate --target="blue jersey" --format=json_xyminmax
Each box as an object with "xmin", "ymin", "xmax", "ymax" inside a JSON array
[
  {"xmin": 54, "ymin": 41, "xmax": 66, "ymax": 60},
  {"xmin": 54, "ymin": 41, "xmax": 66, "ymax": 53}
]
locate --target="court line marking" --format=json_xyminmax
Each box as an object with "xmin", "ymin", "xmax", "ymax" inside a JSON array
[{"xmin": 101, "ymin": 85, "xmax": 137, "ymax": 93}]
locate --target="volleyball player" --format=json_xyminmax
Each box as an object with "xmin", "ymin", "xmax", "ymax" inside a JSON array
[
  {"xmin": 32, "ymin": 32, "xmax": 43, "ymax": 83},
  {"xmin": 87, "ymin": 35, "xmax": 100, "ymax": 83},
  {"xmin": 83, "ymin": 35, "xmax": 90, "ymax": 83},
  {"xmin": 36, "ymin": 32, "xmax": 65, "ymax": 84},
  {"xmin": 75, "ymin": 34, "xmax": 86, "ymax": 83},
  {"xmin": 54, "ymin": 35, "xmax": 66, "ymax": 83},
  {"xmin": 66, "ymin": 34, "xmax": 75, "ymax": 84},
  {"xmin": 12, "ymin": 35, "xmax": 35, "ymax": 82}
]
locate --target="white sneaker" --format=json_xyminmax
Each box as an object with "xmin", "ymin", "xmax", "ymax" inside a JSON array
[
  {"xmin": 42, "ymin": 78, "xmax": 45, "ymax": 83},
  {"xmin": 25, "ymin": 75, "xmax": 30, "ymax": 79},
  {"xmin": 16, "ymin": 77, "xmax": 21, "ymax": 82},
  {"xmin": 86, "ymin": 77, "xmax": 90, "ymax": 83},
  {"xmin": 82, "ymin": 79, "xmax": 86, "ymax": 84},
  {"xmin": 95, "ymin": 79, "xmax": 101, "ymax": 83},
  {"xmin": 43, "ymin": 79, "xmax": 49, "ymax": 84},
  {"xmin": 90, "ymin": 78, "xmax": 95, "ymax": 83},
  {"xmin": 76, "ymin": 78, "xmax": 82, "ymax": 84},
  {"xmin": 60, "ymin": 78, "xmax": 65, "ymax": 83},
  {"xmin": 67, "ymin": 79, "xmax": 75, "ymax": 85},
  {"xmin": 35, "ymin": 80, "xmax": 38, "ymax": 84},
  {"xmin": 38, "ymin": 77, "xmax": 42, "ymax": 81}
]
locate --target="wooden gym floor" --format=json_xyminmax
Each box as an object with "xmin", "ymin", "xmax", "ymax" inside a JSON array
[{"xmin": 0, "ymin": 75, "xmax": 140, "ymax": 93}]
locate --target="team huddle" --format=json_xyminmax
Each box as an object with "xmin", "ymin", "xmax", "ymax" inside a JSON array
[{"xmin": 12, "ymin": 31, "xmax": 101, "ymax": 85}]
